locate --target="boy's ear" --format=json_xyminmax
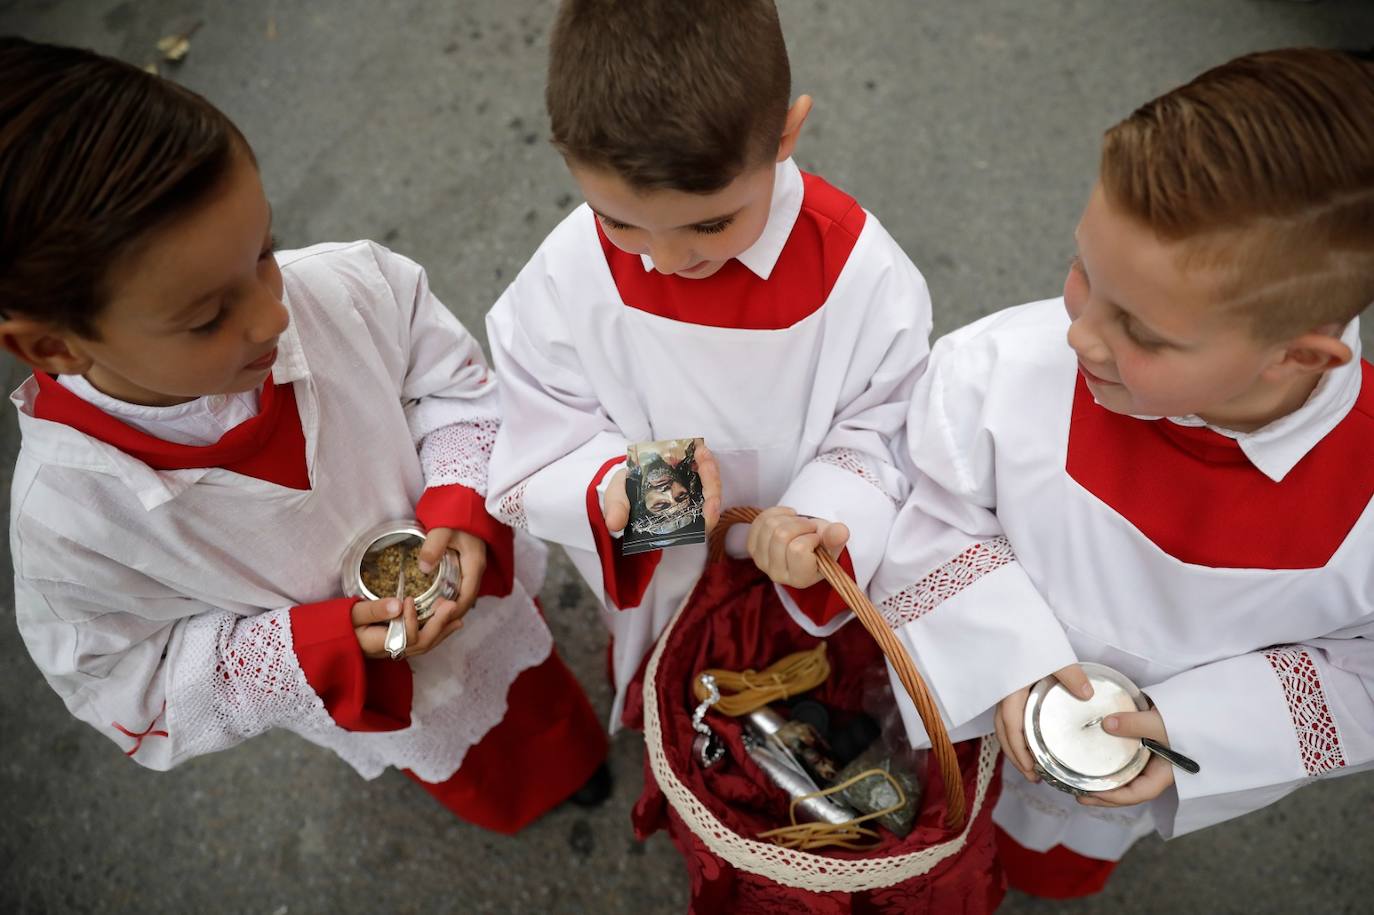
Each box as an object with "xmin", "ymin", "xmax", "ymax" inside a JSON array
[
  {"xmin": 776, "ymin": 94, "xmax": 813, "ymax": 163},
  {"xmin": 1267, "ymin": 327, "xmax": 1352, "ymax": 379},
  {"xmin": 0, "ymin": 314, "xmax": 94, "ymax": 375}
]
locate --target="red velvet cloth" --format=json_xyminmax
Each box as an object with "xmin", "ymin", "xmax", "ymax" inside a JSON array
[
  {"xmin": 406, "ymin": 648, "xmax": 608, "ymax": 834},
  {"xmin": 995, "ymin": 827, "xmax": 1118, "ymax": 899},
  {"xmin": 597, "ymin": 171, "xmax": 867, "ymax": 330},
  {"xmin": 31, "ymin": 371, "xmax": 310, "ymax": 490},
  {"xmin": 783, "ymin": 549, "xmax": 857, "ymax": 628},
  {"xmin": 586, "ymin": 454, "xmax": 662, "ymax": 609},
  {"xmin": 1066, "ymin": 360, "xmax": 1374, "ymax": 569},
  {"xmin": 289, "ymin": 598, "xmax": 414, "ymax": 732},
  {"xmin": 415, "ymin": 483, "xmax": 516, "ymax": 598},
  {"xmin": 624, "ymin": 555, "xmax": 1005, "ymax": 913}
]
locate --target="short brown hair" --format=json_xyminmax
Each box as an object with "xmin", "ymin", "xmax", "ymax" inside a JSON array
[
  {"xmin": 0, "ymin": 38, "xmax": 247, "ymax": 337},
  {"xmin": 546, "ymin": 0, "xmax": 791, "ymax": 193},
  {"xmin": 1100, "ymin": 48, "xmax": 1374, "ymax": 340}
]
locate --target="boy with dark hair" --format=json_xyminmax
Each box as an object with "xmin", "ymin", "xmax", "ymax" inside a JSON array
[
  {"xmin": 868, "ymin": 48, "xmax": 1374, "ymax": 897},
  {"xmin": 2, "ymin": 37, "xmax": 608, "ymax": 833},
  {"xmin": 487, "ymin": 0, "xmax": 933, "ymax": 725}
]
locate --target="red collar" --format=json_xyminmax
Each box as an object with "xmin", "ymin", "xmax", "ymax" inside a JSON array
[
  {"xmin": 596, "ymin": 171, "xmax": 867, "ymax": 330},
  {"xmin": 1066, "ymin": 367, "xmax": 1374, "ymax": 568},
  {"xmin": 32, "ymin": 373, "xmax": 311, "ymax": 490}
]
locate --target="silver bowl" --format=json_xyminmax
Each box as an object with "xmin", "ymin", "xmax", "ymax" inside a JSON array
[
  {"xmin": 1023, "ymin": 662, "xmax": 1151, "ymax": 795},
  {"xmin": 340, "ymin": 520, "xmax": 459, "ymax": 622}
]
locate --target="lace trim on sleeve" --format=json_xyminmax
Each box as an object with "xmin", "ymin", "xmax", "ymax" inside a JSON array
[
  {"xmin": 1263, "ymin": 645, "xmax": 1348, "ymax": 777},
  {"xmin": 172, "ymin": 609, "xmax": 330, "ymax": 760},
  {"xmin": 495, "ymin": 479, "xmax": 530, "ymax": 531},
  {"xmin": 419, "ymin": 419, "xmax": 499, "ymax": 495},
  {"xmin": 878, "ymin": 536, "xmax": 1015, "ymax": 628},
  {"xmin": 815, "ymin": 448, "xmax": 903, "ymax": 506}
]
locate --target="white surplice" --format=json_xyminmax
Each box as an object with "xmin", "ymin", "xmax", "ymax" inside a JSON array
[
  {"xmin": 10, "ymin": 241, "xmax": 552, "ymax": 781},
  {"xmin": 485, "ymin": 160, "xmax": 932, "ymax": 725},
  {"xmin": 870, "ymin": 298, "xmax": 1374, "ymax": 859}
]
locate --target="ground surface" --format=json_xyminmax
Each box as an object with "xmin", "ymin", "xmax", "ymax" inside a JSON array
[{"xmin": 2, "ymin": 1, "xmax": 1373, "ymax": 912}]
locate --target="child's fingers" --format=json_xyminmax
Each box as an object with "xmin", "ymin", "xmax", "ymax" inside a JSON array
[
  {"xmin": 411, "ymin": 598, "xmax": 459, "ymax": 654},
  {"xmin": 351, "ymin": 597, "xmax": 402, "ymax": 628},
  {"xmin": 1102, "ymin": 709, "xmax": 1167, "ymax": 743},
  {"xmin": 704, "ymin": 495, "xmax": 722, "ymax": 531},
  {"xmin": 695, "ymin": 446, "xmax": 723, "ymax": 531},
  {"xmin": 355, "ymin": 623, "xmax": 391, "ymax": 658},
  {"xmin": 1078, "ymin": 756, "xmax": 1173, "ymax": 807},
  {"xmin": 695, "ymin": 444, "xmax": 721, "ymax": 490},
  {"xmin": 762, "ymin": 516, "xmax": 804, "ymax": 573},
  {"xmin": 1053, "ymin": 663, "xmax": 1095, "ymax": 701},
  {"xmin": 818, "ymin": 521, "xmax": 849, "ymax": 557},
  {"xmin": 604, "ymin": 470, "xmax": 630, "ymax": 532},
  {"xmin": 771, "ymin": 522, "xmax": 818, "ymax": 582},
  {"xmin": 745, "ymin": 506, "xmax": 791, "ymax": 562},
  {"xmin": 784, "ymin": 529, "xmax": 823, "ymax": 581},
  {"xmin": 454, "ymin": 538, "xmax": 486, "ymax": 613},
  {"xmin": 993, "ymin": 710, "xmax": 1012, "ymax": 772},
  {"xmin": 998, "ymin": 690, "xmax": 1038, "ymax": 779},
  {"xmin": 455, "ymin": 562, "xmax": 480, "ymax": 614},
  {"xmin": 417, "ymin": 527, "xmax": 451, "ymax": 574},
  {"xmin": 436, "ymin": 616, "xmax": 465, "ymax": 643}
]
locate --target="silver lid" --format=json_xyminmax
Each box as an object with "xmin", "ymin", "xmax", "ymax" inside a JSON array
[
  {"xmin": 1024, "ymin": 662, "xmax": 1150, "ymax": 795},
  {"xmin": 340, "ymin": 520, "xmax": 460, "ymax": 622}
]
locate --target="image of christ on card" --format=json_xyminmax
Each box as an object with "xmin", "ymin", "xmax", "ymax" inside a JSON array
[{"xmin": 622, "ymin": 437, "xmax": 707, "ymax": 555}]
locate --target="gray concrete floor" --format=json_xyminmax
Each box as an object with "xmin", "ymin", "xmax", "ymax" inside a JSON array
[{"xmin": 2, "ymin": 1, "xmax": 1373, "ymax": 912}]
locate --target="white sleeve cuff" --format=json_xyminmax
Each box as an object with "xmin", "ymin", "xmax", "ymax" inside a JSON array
[{"xmin": 887, "ymin": 559, "xmax": 1076, "ymax": 731}]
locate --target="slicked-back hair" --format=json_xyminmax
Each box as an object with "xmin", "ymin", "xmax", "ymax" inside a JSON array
[
  {"xmin": 546, "ymin": 0, "xmax": 791, "ymax": 193},
  {"xmin": 1100, "ymin": 48, "xmax": 1374, "ymax": 339},
  {"xmin": 0, "ymin": 37, "xmax": 248, "ymax": 337}
]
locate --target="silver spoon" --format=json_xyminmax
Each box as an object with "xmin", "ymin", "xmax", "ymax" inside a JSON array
[
  {"xmin": 1081, "ymin": 716, "xmax": 1200, "ymax": 774},
  {"xmin": 384, "ymin": 564, "xmax": 408, "ymax": 660}
]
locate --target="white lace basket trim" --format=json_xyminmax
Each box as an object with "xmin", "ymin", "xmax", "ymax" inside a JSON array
[
  {"xmin": 643, "ymin": 594, "xmax": 999, "ymax": 891},
  {"xmin": 1263, "ymin": 645, "xmax": 1347, "ymax": 777},
  {"xmin": 879, "ymin": 537, "xmax": 1015, "ymax": 629},
  {"xmin": 419, "ymin": 418, "xmax": 499, "ymax": 494},
  {"xmin": 815, "ymin": 448, "xmax": 903, "ymax": 506}
]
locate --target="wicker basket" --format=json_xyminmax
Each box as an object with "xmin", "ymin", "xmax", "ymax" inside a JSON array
[{"xmin": 639, "ymin": 507, "xmax": 1001, "ymax": 896}]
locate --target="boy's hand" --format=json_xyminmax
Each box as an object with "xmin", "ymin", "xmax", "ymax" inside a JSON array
[
  {"xmin": 350, "ymin": 595, "xmax": 465, "ymax": 659},
  {"xmin": 995, "ymin": 664, "xmax": 1094, "ymax": 782},
  {"xmin": 745, "ymin": 506, "xmax": 850, "ymax": 589},
  {"xmin": 603, "ymin": 469, "xmax": 632, "ymax": 532},
  {"xmin": 1077, "ymin": 708, "xmax": 1176, "ymax": 807},
  {"xmin": 418, "ymin": 527, "xmax": 487, "ymax": 617},
  {"xmin": 603, "ymin": 443, "xmax": 722, "ymax": 533}
]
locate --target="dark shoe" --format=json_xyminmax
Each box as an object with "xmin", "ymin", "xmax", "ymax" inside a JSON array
[{"xmin": 567, "ymin": 762, "xmax": 613, "ymax": 807}]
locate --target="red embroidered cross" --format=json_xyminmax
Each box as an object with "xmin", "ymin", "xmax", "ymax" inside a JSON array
[{"xmin": 112, "ymin": 702, "xmax": 168, "ymax": 757}]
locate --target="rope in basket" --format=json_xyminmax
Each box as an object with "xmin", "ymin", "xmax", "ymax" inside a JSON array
[
  {"xmin": 691, "ymin": 643, "xmax": 831, "ymax": 716},
  {"xmin": 759, "ymin": 767, "xmax": 910, "ymax": 851},
  {"xmin": 708, "ymin": 506, "xmax": 967, "ymax": 830}
]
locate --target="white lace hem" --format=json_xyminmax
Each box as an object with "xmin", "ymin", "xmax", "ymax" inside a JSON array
[{"xmin": 302, "ymin": 589, "xmax": 554, "ymax": 782}]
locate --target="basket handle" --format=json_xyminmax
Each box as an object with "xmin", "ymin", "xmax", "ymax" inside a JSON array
[{"xmin": 708, "ymin": 507, "xmax": 967, "ymax": 831}]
